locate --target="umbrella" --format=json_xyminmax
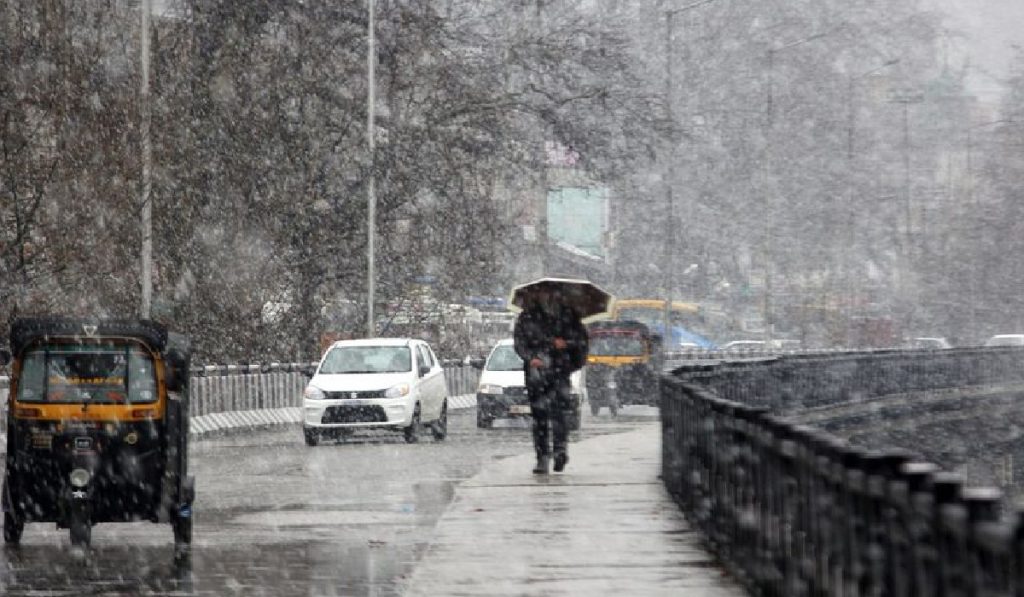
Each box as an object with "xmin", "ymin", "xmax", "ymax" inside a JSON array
[{"xmin": 507, "ymin": 277, "xmax": 614, "ymax": 322}]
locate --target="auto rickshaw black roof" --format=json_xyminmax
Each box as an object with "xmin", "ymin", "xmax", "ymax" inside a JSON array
[{"xmin": 10, "ymin": 317, "xmax": 177, "ymax": 355}]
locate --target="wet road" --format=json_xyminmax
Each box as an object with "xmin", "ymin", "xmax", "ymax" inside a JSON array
[{"xmin": 0, "ymin": 406, "xmax": 659, "ymax": 596}]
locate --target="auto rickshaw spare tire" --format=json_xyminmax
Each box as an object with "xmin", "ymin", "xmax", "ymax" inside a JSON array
[{"xmin": 3, "ymin": 511, "xmax": 23, "ymax": 545}]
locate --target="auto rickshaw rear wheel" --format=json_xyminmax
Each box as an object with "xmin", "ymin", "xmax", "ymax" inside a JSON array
[{"xmin": 3, "ymin": 512, "xmax": 23, "ymax": 544}]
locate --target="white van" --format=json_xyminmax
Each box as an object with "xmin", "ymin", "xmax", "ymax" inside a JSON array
[{"xmin": 474, "ymin": 339, "xmax": 585, "ymax": 430}]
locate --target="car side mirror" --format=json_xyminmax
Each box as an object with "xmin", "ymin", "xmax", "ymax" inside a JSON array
[
  {"xmin": 419, "ymin": 365, "xmax": 431, "ymax": 377},
  {"xmin": 0, "ymin": 348, "xmax": 10, "ymax": 368},
  {"xmin": 301, "ymin": 363, "xmax": 317, "ymax": 377},
  {"xmin": 469, "ymin": 358, "xmax": 486, "ymax": 370}
]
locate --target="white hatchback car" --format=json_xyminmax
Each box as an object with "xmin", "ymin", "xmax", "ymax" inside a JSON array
[
  {"xmin": 474, "ymin": 339, "xmax": 585, "ymax": 430},
  {"xmin": 302, "ymin": 338, "xmax": 448, "ymax": 445}
]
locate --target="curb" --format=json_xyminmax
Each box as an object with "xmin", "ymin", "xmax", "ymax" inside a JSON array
[{"xmin": 188, "ymin": 394, "xmax": 478, "ymax": 439}]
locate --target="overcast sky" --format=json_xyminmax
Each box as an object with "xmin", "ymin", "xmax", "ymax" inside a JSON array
[{"xmin": 926, "ymin": 0, "xmax": 1024, "ymax": 102}]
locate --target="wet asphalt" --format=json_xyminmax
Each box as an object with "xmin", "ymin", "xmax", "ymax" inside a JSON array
[{"xmin": 0, "ymin": 406, "xmax": 659, "ymax": 596}]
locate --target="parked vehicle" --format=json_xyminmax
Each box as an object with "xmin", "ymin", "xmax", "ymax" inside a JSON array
[
  {"xmin": 2, "ymin": 317, "xmax": 194, "ymax": 549},
  {"xmin": 720, "ymin": 340, "xmax": 766, "ymax": 353},
  {"xmin": 473, "ymin": 339, "xmax": 584, "ymax": 430},
  {"xmin": 585, "ymin": 320, "xmax": 661, "ymax": 415},
  {"xmin": 302, "ymin": 338, "xmax": 448, "ymax": 445},
  {"xmin": 911, "ymin": 337, "xmax": 952, "ymax": 349},
  {"xmin": 984, "ymin": 334, "xmax": 1024, "ymax": 347}
]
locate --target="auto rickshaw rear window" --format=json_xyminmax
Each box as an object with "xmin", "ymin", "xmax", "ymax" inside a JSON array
[{"xmin": 16, "ymin": 343, "xmax": 158, "ymax": 404}]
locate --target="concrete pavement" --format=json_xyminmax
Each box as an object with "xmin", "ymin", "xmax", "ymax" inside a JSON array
[{"xmin": 403, "ymin": 423, "xmax": 746, "ymax": 597}]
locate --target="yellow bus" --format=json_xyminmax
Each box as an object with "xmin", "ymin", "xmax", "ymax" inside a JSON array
[{"xmin": 609, "ymin": 299, "xmax": 719, "ymax": 349}]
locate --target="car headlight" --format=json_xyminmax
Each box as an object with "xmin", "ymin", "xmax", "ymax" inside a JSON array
[
  {"xmin": 304, "ymin": 385, "xmax": 326, "ymax": 400},
  {"xmin": 478, "ymin": 383, "xmax": 504, "ymax": 395},
  {"xmin": 385, "ymin": 383, "xmax": 410, "ymax": 398},
  {"xmin": 69, "ymin": 468, "xmax": 91, "ymax": 488}
]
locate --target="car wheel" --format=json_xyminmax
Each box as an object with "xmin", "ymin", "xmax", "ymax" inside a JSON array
[
  {"xmin": 476, "ymin": 409, "xmax": 493, "ymax": 429},
  {"xmin": 431, "ymin": 401, "xmax": 448, "ymax": 441},
  {"xmin": 303, "ymin": 428, "xmax": 320, "ymax": 447},
  {"xmin": 589, "ymin": 401, "xmax": 600, "ymax": 416},
  {"xmin": 3, "ymin": 511, "xmax": 23, "ymax": 545},
  {"xmin": 404, "ymin": 405, "xmax": 422, "ymax": 443}
]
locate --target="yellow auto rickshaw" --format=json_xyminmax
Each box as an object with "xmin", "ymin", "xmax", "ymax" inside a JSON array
[
  {"xmin": 1, "ymin": 317, "xmax": 194, "ymax": 548},
  {"xmin": 585, "ymin": 320, "xmax": 661, "ymax": 415}
]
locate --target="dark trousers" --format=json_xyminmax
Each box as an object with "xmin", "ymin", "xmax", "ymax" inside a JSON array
[{"xmin": 528, "ymin": 377, "xmax": 571, "ymax": 459}]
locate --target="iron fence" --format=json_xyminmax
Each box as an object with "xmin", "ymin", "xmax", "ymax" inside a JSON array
[
  {"xmin": 662, "ymin": 347, "xmax": 1024, "ymax": 596},
  {"xmin": 1, "ymin": 362, "xmax": 480, "ymax": 425}
]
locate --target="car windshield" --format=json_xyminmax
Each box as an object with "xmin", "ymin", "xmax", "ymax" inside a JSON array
[
  {"xmin": 319, "ymin": 346, "xmax": 411, "ymax": 374},
  {"xmin": 589, "ymin": 334, "xmax": 646, "ymax": 357},
  {"xmin": 16, "ymin": 343, "xmax": 157, "ymax": 404},
  {"xmin": 486, "ymin": 345, "xmax": 523, "ymax": 371}
]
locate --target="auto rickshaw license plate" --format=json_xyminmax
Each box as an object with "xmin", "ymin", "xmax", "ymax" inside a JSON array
[{"xmin": 509, "ymin": 405, "xmax": 531, "ymax": 415}]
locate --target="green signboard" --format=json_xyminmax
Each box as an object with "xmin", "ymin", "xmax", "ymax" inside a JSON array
[{"xmin": 546, "ymin": 187, "xmax": 608, "ymax": 259}]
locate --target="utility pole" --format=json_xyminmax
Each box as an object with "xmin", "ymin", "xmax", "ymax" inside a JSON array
[
  {"xmin": 761, "ymin": 31, "xmax": 830, "ymax": 345},
  {"xmin": 366, "ymin": 0, "xmax": 377, "ymax": 338},
  {"xmin": 663, "ymin": 0, "xmax": 718, "ymax": 342},
  {"xmin": 888, "ymin": 91, "xmax": 923, "ymax": 329},
  {"xmin": 843, "ymin": 59, "xmax": 899, "ymax": 343},
  {"xmin": 140, "ymin": 0, "xmax": 153, "ymax": 318}
]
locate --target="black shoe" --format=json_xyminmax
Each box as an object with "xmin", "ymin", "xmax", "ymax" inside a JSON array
[
  {"xmin": 553, "ymin": 453, "xmax": 568, "ymax": 472},
  {"xmin": 533, "ymin": 455, "xmax": 550, "ymax": 475}
]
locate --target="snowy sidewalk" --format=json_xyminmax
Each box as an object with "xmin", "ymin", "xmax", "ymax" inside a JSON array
[{"xmin": 402, "ymin": 424, "xmax": 746, "ymax": 597}]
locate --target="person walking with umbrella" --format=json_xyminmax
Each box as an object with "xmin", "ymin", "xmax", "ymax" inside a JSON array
[{"xmin": 511, "ymin": 279, "xmax": 609, "ymax": 474}]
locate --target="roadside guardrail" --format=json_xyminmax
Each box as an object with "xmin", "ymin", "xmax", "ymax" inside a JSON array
[{"xmin": 662, "ymin": 346, "xmax": 1024, "ymax": 594}]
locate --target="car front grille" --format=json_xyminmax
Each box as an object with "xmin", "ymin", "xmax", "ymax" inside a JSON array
[
  {"xmin": 502, "ymin": 386, "xmax": 528, "ymax": 397},
  {"xmin": 322, "ymin": 405, "xmax": 388, "ymax": 424},
  {"xmin": 323, "ymin": 390, "xmax": 387, "ymax": 400}
]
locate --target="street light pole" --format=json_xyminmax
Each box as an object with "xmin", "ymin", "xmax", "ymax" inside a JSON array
[
  {"xmin": 843, "ymin": 59, "xmax": 899, "ymax": 342},
  {"xmin": 965, "ymin": 119, "xmax": 1013, "ymax": 341},
  {"xmin": 762, "ymin": 31, "xmax": 830, "ymax": 344},
  {"xmin": 366, "ymin": 0, "xmax": 377, "ymax": 338},
  {"xmin": 887, "ymin": 91, "xmax": 923, "ymax": 327},
  {"xmin": 663, "ymin": 0, "xmax": 718, "ymax": 341},
  {"xmin": 140, "ymin": 0, "xmax": 153, "ymax": 318}
]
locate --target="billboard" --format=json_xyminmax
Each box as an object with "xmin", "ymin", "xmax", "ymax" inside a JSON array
[{"xmin": 546, "ymin": 187, "xmax": 609, "ymax": 259}]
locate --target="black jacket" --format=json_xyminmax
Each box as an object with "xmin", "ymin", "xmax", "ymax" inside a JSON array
[{"xmin": 513, "ymin": 304, "xmax": 588, "ymax": 385}]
